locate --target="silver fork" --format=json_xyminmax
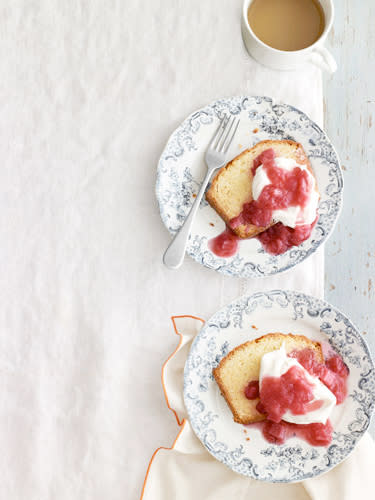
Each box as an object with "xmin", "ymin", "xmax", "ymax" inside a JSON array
[{"xmin": 163, "ymin": 114, "xmax": 240, "ymax": 269}]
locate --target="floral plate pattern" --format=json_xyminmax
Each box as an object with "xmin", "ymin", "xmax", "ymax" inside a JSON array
[
  {"xmin": 156, "ymin": 96, "xmax": 343, "ymax": 277},
  {"xmin": 183, "ymin": 290, "xmax": 375, "ymax": 482}
]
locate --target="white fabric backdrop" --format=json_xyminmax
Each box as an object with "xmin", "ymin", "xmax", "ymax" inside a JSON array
[{"xmin": 0, "ymin": 1, "xmax": 325, "ymax": 499}]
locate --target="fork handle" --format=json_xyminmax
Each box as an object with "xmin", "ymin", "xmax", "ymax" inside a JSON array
[{"xmin": 163, "ymin": 169, "xmax": 213, "ymax": 269}]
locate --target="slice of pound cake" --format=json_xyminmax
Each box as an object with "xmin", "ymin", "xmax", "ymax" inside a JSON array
[
  {"xmin": 206, "ymin": 140, "xmax": 315, "ymax": 239},
  {"xmin": 213, "ymin": 333, "xmax": 324, "ymax": 424}
]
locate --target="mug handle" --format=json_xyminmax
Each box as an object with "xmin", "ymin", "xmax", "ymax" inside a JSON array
[{"xmin": 308, "ymin": 46, "xmax": 337, "ymax": 74}]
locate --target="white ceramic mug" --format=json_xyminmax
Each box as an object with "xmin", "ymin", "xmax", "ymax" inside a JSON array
[{"xmin": 242, "ymin": 0, "xmax": 337, "ymax": 73}]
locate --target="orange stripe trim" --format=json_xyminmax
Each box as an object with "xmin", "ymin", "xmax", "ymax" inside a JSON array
[
  {"xmin": 140, "ymin": 315, "xmax": 205, "ymax": 500},
  {"xmin": 140, "ymin": 420, "xmax": 187, "ymax": 500},
  {"xmin": 163, "ymin": 315, "xmax": 205, "ymax": 426}
]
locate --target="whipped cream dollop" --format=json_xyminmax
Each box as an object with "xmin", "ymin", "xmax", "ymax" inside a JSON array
[
  {"xmin": 252, "ymin": 157, "xmax": 319, "ymax": 228},
  {"xmin": 259, "ymin": 344, "xmax": 336, "ymax": 425}
]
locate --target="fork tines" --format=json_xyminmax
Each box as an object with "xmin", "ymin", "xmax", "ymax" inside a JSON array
[{"xmin": 211, "ymin": 114, "xmax": 240, "ymax": 154}]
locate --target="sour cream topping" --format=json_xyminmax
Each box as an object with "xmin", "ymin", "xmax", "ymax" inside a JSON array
[
  {"xmin": 259, "ymin": 344, "xmax": 336, "ymax": 425},
  {"xmin": 252, "ymin": 157, "xmax": 319, "ymax": 228}
]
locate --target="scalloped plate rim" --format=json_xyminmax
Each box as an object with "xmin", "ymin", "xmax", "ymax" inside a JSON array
[
  {"xmin": 183, "ymin": 289, "xmax": 375, "ymax": 482},
  {"xmin": 156, "ymin": 95, "xmax": 344, "ymax": 278}
]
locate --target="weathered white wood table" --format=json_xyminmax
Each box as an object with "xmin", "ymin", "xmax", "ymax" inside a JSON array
[{"xmin": 324, "ymin": 0, "xmax": 375, "ymax": 434}]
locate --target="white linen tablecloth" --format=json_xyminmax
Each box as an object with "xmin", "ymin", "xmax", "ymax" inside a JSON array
[{"xmin": 0, "ymin": 1, "xmax": 333, "ymax": 499}]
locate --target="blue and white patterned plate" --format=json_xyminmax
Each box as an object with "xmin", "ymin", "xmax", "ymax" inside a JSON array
[
  {"xmin": 156, "ymin": 96, "xmax": 343, "ymax": 277},
  {"xmin": 184, "ymin": 290, "xmax": 375, "ymax": 482}
]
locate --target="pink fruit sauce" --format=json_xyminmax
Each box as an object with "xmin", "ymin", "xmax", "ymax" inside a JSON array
[
  {"xmin": 208, "ymin": 226, "xmax": 239, "ymax": 258},
  {"xmin": 257, "ymin": 420, "xmax": 334, "ymax": 447},
  {"xmin": 258, "ymin": 365, "xmax": 318, "ymax": 423},
  {"xmin": 289, "ymin": 348, "xmax": 349, "ymax": 404},
  {"xmin": 208, "ymin": 148, "xmax": 317, "ymax": 257},
  {"xmin": 257, "ymin": 219, "xmax": 317, "ymax": 256},
  {"xmin": 232, "ymin": 148, "xmax": 312, "ymax": 228},
  {"xmin": 244, "ymin": 347, "xmax": 349, "ymax": 446},
  {"xmin": 244, "ymin": 380, "xmax": 259, "ymax": 399}
]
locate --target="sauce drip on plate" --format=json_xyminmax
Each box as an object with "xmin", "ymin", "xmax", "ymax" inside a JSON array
[{"xmin": 208, "ymin": 226, "xmax": 239, "ymax": 258}]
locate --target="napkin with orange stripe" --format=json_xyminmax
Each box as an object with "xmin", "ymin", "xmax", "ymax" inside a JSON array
[{"xmin": 141, "ymin": 316, "xmax": 375, "ymax": 500}]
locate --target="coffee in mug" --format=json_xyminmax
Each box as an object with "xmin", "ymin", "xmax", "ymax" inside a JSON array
[{"xmin": 247, "ymin": 0, "xmax": 325, "ymax": 52}]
